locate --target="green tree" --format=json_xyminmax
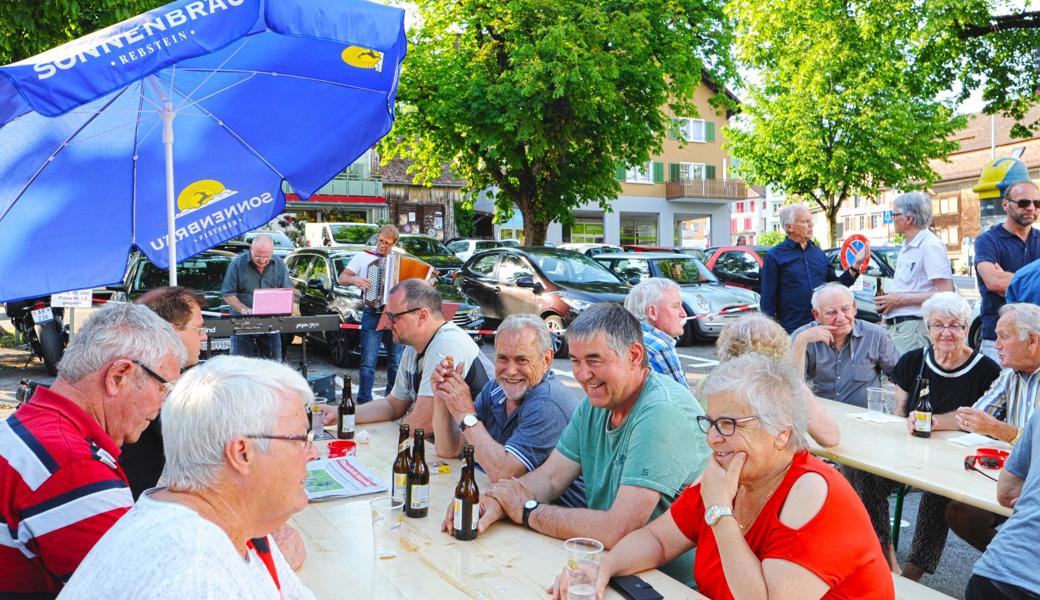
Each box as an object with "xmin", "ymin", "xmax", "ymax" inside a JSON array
[
  {"xmin": 0, "ymin": 0, "xmax": 166, "ymax": 64},
  {"xmin": 756, "ymin": 230, "xmax": 786, "ymax": 246},
  {"xmin": 453, "ymin": 202, "xmax": 476, "ymax": 238},
  {"xmin": 727, "ymin": 0, "xmax": 966, "ymax": 246},
  {"xmin": 381, "ymin": 0, "xmax": 735, "ymax": 245}
]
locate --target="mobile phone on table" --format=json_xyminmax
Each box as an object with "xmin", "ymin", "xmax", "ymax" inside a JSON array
[{"xmin": 609, "ymin": 575, "xmax": 663, "ymax": 600}]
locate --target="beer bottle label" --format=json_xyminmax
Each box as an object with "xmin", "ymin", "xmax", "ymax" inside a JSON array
[
  {"xmin": 914, "ymin": 411, "xmax": 932, "ymax": 432},
  {"xmin": 393, "ymin": 474, "xmax": 407, "ymax": 501},
  {"xmin": 410, "ymin": 484, "xmax": 429, "ymax": 510},
  {"xmin": 453, "ymin": 499, "xmax": 479, "ymax": 533},
  {"xmin": 339, "ymin": 415, "xmax": 355, "ymax": 435}
]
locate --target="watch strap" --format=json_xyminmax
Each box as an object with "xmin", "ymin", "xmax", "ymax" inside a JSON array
[{"xmin": 522, "ymin": 501, "xmax": 539, "ymax": 528}]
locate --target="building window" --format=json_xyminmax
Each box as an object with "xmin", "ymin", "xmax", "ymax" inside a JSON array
[
  {"xmin": 565, "ymin": 218, "xmax": 605, "ymax": 244},
  {"xmin": 858, "ymin": 215, "xmax": 865, "ymax": 230},
  {"xmin": 678, "ymin": 162, "xmax": 705, "ymax": 180},
  {"xmin": 675, "ymin": 118, "xmax": 706, "ymax": 142},
  {"xmin": 625, "ymin": 162, "xmax": 653, "ymax": 184},
  {"xmin": 743, "ymin": 218, "xmax": 752, "ymax": 231},
  {"xmin": 620, "ymin": 214, "xmax": 658, "ymax": 245},
  {"xmin": 870, "ymin": 214, "xmax": 879, "ymax": 229},
  {"xmin": 736, "ymin": 202, "xmax": 744, "ymax": 213}
]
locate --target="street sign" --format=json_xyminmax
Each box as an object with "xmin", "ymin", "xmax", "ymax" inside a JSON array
[
  {"xmin": 883, "ymin": 210, "xmax": 893, "ymax": 224},
  {"xmin": 840, "ymin": 234, "xmax": 870, "ymax": 271}
]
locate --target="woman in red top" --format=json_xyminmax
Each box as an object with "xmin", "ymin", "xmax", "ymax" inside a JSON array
[{"xmin": 553, "ymin": 353, "xmax": 893, "ymax": 600}]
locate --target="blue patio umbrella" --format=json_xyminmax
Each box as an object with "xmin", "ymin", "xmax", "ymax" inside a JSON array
[{"xmin": 0, "ymin": 0, "xmax": 406, "ymax": 301}]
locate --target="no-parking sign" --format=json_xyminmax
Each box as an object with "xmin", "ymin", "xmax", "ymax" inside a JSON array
[{"xmin": 840, "ymin": 234, "xmax": 870, "ymax": 272}]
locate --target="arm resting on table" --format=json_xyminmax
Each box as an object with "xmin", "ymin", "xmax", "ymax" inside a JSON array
[
  {"xmin": 357, "ymin": 395, "xmax": 411, "ymax": 424},
  {"xmin": 529, "ymin": 484, "xmax": 661, "ymax": 549}
]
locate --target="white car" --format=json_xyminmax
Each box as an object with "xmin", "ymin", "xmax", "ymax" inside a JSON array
[{"xmin": 446, "ymin": 239, "xmax": 507, "ymax": 262}]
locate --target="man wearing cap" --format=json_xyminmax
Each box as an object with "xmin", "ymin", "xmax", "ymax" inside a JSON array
[{"xmin": 971, "ymin": 157, "xmax": 1040, "ymax": 364}]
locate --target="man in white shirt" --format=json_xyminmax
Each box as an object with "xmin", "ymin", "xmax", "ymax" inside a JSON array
[
  {"xmin": 337, "ymin": 224, "xmax": 404, "ymax": 403},
  {"xmin": 874, "ymin": 191, "xmax": 955, "ymax": 353}
]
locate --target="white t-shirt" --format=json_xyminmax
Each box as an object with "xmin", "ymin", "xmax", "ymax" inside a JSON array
[
  {"xmin": 391, "ymin": 321, "xmax": 491, "ymax": 403},
  {"xmin": 888, "ymin": 228, "xmax": 953, "ymax": 318},
  {"xmin": 345, "ymin": 250, "xmax": 383, "ymax": 279},
  {"xmin": 58, "ymin": 491, "xmax": 315, "ymax": 600}
]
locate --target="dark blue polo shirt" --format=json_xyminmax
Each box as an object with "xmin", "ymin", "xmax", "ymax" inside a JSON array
[
  {"xmin": 974, "ymin": 224, "xmax": 1040, "ymax": 340},
  {"xmin": 760, "ymin": 238, "xmax": 857, "ymax": 333},
  {"xmin": 219, "ymin": 250, "xmax": 291, "ymax": 313}
]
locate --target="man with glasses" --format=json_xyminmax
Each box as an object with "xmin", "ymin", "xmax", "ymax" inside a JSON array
[
  {"xmin": 354, "ymin": 279, "xmax": 492, "ymax": 435},
  {"xmin": 792, "ymin": 283, "xmax": 899, "ymax": 408},
  {"xmin": 874, "ymin": 191, "xmax": 955, "ymax": 353},
  {"xmin": 0, "ymin": 303, "xmax": 185, "ymax": 597},
  {"xmin": 222, "ymin": 233, "xmax": 292, "ymax": 361},
  {"xmin": 337, "ymin": 224, "xmax": 405, "ymax": 404},
  {"xmin": 946, "ymin": 303, "xmax": 1040, "ymax": 553},
  {"xmin": 971, "ymin": 157, "xmax": 1040, "ymax": 364},
  {"xmin": 59, "ymin": 356, "xmax": 317, "ymax": 599}
]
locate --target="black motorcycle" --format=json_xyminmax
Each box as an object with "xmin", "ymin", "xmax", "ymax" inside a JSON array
[{"xmin": 4, "ymin": 297, "xmax": 68, "ymax": 376}]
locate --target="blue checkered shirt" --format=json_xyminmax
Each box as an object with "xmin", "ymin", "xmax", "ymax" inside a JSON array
[{"xmin": 641, "ymin": 322, "xmax": 689, "ymax": 390}]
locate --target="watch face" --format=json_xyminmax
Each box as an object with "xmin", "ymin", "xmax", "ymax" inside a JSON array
[
  {"xmin": 463, "ymin": 414, "xmax": 478, "ymax": 426},
  {"xmin": 524, "ymin": 499, "xmax": 538, "ymax": 510}
]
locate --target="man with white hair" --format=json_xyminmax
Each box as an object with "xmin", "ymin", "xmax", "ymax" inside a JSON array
[
  {"xmin": 946, "ymin": 303, "xmax": 1040, "ymax": 552},
  {"xmin": 431, "ymin": 314, "xmax": 584, "ymax": 506},
  {"xmin": 221, "ymin": 233, "xmax": 292, "ymax": 360},
  {"xmin": 792, "ymin": 283, "xmax": 899, "ymax": 408},
  {"xmin": 624, "ymin": 278, "xmax": 689, "ymax": 389},
  {"xmin": 760, "ymin": 203, "xmax": 868, "ymax": 332},
  {"xmin": 874, "ymin": 191, "xmax": 955, "ymax": 353},
  {"xmin": 59, "ymin": 356, "xmax": 316, "ymax": 599},
  {"xmin": 0, "ymin": 303, "xmax": 186, "ymax": 597}
]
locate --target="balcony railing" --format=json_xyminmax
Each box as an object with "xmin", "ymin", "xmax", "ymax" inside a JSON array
[{"xmin": 665, "ymin": 178, "xmax": 746, "ymax": 201}]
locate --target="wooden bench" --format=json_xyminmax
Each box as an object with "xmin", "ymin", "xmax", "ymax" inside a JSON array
[{"xmin": 893, "ymin": 573, "xmax": 956, "ymax": 599}]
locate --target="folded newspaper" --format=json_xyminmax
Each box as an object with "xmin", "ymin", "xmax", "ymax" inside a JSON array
[{"xmin": 305, "ymin": 456, "xmax": 388, "ymax": 501}]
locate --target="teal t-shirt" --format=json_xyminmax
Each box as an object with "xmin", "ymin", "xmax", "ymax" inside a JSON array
[{"xmin": 556, "ymin": 371, "xmax": 708, "ymax": 585}]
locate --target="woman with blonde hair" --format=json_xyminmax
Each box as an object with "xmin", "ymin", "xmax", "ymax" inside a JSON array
[{"xmin": 716, "ymin": 313, "xmax": 840, "ymax": 447}]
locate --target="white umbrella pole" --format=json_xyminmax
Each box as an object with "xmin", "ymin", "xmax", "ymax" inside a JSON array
[{"xmin": 160, "ymin": 100, "xmax": 177, "ymax": 286}]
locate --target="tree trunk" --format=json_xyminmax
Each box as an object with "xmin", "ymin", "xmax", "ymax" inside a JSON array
[
  {"xmin": 523, "ymin": 214, "xmax": 547, "ymax": 246},
  {"xmin": 826, "ymin": 204, "xmax": 841, "ymax": 248}
]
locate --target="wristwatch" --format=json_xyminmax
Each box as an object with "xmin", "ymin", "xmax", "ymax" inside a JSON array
[
  {"xmin": 522, "ymin": 499, "xmax": 540, "ymax": 528},
  {"xmin": 460, "ymin": 414, "xmax": 479, "ymax": 431},
  {"xmin": 704, "ymin": 505, "xmax": 735, "ymax": 527},
  {"xmin": 1011, "ymin": 427, "xmax": 1023, "ymax": 446}
]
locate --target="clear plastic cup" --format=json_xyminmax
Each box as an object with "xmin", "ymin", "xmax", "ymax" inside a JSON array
[
  {"xmin": 867, "ymin": 387, "xmax": 887, "ymax": 415},
  {"xmin": 370, "ymin": 497, "xmax": 404, "ymax": 559},
  {"xmin": 564, "ymin": 537, "xmax": 603, "ymax": 600}
]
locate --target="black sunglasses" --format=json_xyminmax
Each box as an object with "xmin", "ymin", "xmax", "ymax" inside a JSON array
[
  {"xmin": 963, "ymin": 457, "xmax": 999, "ymax": 482},
  {"xmin": 386, "ymin": 306, "xmax": 422, "ymax": 324},
  {"xmin": 1012, "ymin": 199, "xmax": 1040, "ymax": 209}
]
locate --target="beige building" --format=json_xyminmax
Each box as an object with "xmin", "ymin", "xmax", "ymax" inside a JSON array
[{"xmin": 539, "ymin": 79, "xmax": 745, "ymax": 248}]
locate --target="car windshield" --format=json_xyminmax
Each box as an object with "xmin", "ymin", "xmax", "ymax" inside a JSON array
[
  {"xmin": 653, "ymin": 258, "xmax": 717, "ymax": 284},
  {"xmin": 527, "ymin": 251, "xmax": 622, "ymax": 284},
  {"xmin": 330, "ymin": 224, "xmax": 378, "ymax": 244},
  {"xmin": 332, "ymin": 255, "xmax": 357, "ymax": 274},
  {"xmin": 401, "ymin": 237, "xmax": 453, "ymax": 257},
  {"xmin": 246, "ymin": 231, "xmax": 294, "ymax": 249},
  {"xmin": 875, "ymin": 247, "xmax": 900, "ymax": 270},
  {"xmin": 137, "ymin": 253, "xmax": 233, "ymax": 292}
]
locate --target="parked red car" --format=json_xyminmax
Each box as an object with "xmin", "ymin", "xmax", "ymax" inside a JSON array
[{"xmin": 701, "ymin": 245, "xmax": 773, "ymax": 292}]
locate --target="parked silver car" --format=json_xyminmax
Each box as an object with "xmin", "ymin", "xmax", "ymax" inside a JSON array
[{"xmin": 594, "ymin": 252, "xmax": 759, "ymax": 344}]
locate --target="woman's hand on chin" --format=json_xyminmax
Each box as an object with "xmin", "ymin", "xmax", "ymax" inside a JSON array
[{"xmin": 701, "ymin": 451, "xmax": 746, "ymax": 507}]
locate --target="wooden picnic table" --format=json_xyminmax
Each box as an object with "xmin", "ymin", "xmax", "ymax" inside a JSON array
[
  {"xmin": 811, "ymin": 397, "xmax": 1012, "ymax": 517},
  {"xmin": 291, "ymin": 421, "xmax": 705, "ymax": 599}
]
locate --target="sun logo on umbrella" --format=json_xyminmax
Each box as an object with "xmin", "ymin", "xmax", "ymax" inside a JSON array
[
  {"xmin": 176, "ymin": 179, "xmax": 238, "ymax": 217},
  {"xmin": 341, "ymin": 46, "xmax": 383, "ymax": 72}
]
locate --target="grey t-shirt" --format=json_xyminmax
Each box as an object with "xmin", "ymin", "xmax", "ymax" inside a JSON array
[
  {"xmin": 391, "ymin": 321, "xmax": 492, "ymax": 403},
  {"xmin": 973, "ymin": 408, "xmax": 1040, "ymax": 594}
]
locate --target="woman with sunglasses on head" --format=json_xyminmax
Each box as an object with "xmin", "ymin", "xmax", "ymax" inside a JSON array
[
  {"xmin": 848, "ymin": 292, "xmax": 1001, "ymax": 582},
  {"xmin": 552, "ymin": 354, "xmax": 890, "ymax": 600}
]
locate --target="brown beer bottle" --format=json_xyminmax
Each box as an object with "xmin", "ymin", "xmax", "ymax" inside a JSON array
[
  {"xmin": 405, "ymin": 429, "xmax": 429, "ymax": 518},
  {"xmin": 875, "ymin": 277, "xmax": 884, "ymax": 297},
  {"xmin": 337, "ymin": 374, "xmax": 355, "ymax": 440},
  {"xmin": 391, "ymin": 423, "xmax": 411, "ymax": 503},
  {"xmin": 912, "ymin": 378, "xmax": 933, "ymax": 438},
  {"xmin": 453, "ymin": 445, "xmax": 480, "ymax": 540}
]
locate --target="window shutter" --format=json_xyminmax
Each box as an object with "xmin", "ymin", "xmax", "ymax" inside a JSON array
[
  {"xmin": 705, "ymin": 165, "xmax": 716, "ymax": 179},
  {"xmin": 669, "ymin": 163, "xmax": 680, "ymax": 182},
  {"xmin": 616, "ymin": 164, "xmax": 626, "ymax": 181},
  {"xmin": 705, "ymin": 121, "xmax": 716, "ymax": 142},
  {"xmin": 652, "ymin": 162, "xmax": 665, "ymax": 183}
]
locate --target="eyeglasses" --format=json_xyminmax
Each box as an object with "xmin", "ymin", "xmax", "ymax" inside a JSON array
[
  {"xmin": 697, "ymin": 415, "xmax": 759, "ymax": 437},
  {"xmin": 1012, "ymin": 199, "xmax": 1040, "ymax": 209},
  {"xmin": 891, "ymin": 212, "xmax": 903, "ymax": 218},
  {"xmin": 180, "ymin": 325, "xmax": 208, "ymax": 337},
  {"xmin": 132, "ymin": 360, "xmax": 175, "ymax": 397},
  {"xmin": 386, "ymin": 306, "xmax": 421, "ymax": 324},
  {"xmin": 927, "ymin": 322, "xmax": 967, "ymax": 333},
  {"xmin": 247, "ymin": 430, "xmax": 315, "ymax": 450}
]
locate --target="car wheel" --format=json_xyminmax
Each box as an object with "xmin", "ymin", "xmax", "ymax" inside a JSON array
[
  {"xmin": 969, "ymin": 317, "xmax": 982, "ymax": 351},
  {"xmin": 328, "ymin": 330, "xmax": 355, "ymax": 368},
  {"xmin": 544, "ymin": 314, "xmax": 568, "ymax": 358}
]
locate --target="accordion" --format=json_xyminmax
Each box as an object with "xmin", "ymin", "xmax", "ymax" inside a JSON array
[{"xmin": 364, "ymin": 251, "xmax": 434, "ymax": 306}]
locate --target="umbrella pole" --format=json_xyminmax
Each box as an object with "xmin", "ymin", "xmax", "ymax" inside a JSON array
[{"xmin": 161, "ymin": 101, "xmax": 177, "ymax": 286}]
